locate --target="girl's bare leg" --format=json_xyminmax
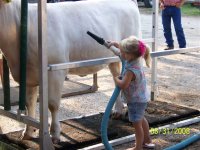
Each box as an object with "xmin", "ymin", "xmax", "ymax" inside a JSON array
[
  {"xmin": 127, "ymin": 120, "xmax": 144, "ymax": 150},
  {"xmin": 142, "ymin": 117, "xmax": 152, "ymax": 144}
]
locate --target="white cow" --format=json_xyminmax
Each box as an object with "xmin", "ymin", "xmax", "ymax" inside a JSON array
[{"xmin": 0, "ymin": 0, "xmax": 141, "ymax": 143}]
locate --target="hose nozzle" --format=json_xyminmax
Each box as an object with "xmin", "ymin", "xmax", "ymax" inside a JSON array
[
  {"xmin": 87, "ymin": 31, "xmax": 105, "ymax": 45},
  {"xmin": 87, "ymin": 31, "xmax": 120, "ymax": 56}
]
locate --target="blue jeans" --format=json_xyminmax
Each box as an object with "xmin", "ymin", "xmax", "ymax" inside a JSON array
[{"xmin": 162, "ymin": 6, "xmax": 186, "ymax": 48}]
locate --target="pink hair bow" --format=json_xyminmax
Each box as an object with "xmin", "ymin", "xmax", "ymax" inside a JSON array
[{"xmin": 138, "ymin": 40, "xmax": 146, "ymax": 57}]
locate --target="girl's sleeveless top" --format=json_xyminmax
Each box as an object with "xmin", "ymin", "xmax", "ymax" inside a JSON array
[{"xmin": 121, "ymin": 59, "xmax": 150, "ymax": 103}]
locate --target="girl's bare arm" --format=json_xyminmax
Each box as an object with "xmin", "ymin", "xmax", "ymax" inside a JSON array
[{"xmin": 114, "ymin": 71, "xmax": 135, "ymax": 89}]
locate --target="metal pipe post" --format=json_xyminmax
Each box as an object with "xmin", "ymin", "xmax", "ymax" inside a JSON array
[
  {"xmin": 3, "ymin": 57, "xmax": 11, "ymax": 111},
  {"xmin": 151, "ymin": 0, "xmax": 159, "ymax": 100},
  {"xmin": 38, "ymin": 1, "xmax": 55, "ymax": 149},
  {"xmin": 19, "ymin": 0, "xmax": 28, "ymax": 111}
]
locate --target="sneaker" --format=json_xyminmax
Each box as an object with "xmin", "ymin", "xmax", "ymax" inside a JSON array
[
  {"xmin": 143, "ymin": 143, "xmax": 156, "ymax": 149},
  {"xmin": 180, "ymin": 47, "xmax": 186, "ymax": 54},
  {"xmin": 133, "ymin": 142, "xmax": 155, "ymax": 149},
  {"xmin": 164, "ymin": 46, "xmax": 174, "ymax": 50}
]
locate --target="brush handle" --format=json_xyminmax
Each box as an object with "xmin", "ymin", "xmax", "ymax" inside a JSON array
[
  {"xmin": 110, "ymin": 46, "xmax": 120, "ymax": 56},
  {"xmin": 87, "ymin": 31, "xmax": 105, "ymax": 45},
  {"xmin": 87, "ymin": 31, "xmax": 120, "ymax": 56},
  {"xmin": 104, "ymin": 42, "xmax": 120, "ymax": 56}
]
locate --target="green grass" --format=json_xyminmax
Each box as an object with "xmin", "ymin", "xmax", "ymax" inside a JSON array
[
  {"xmin": 140, "ymin": 4, "xmax": 200, "ymax": 16},
  {"xmin": 181, "ymin": 3, "xmax": 200, "ymax": 16}
]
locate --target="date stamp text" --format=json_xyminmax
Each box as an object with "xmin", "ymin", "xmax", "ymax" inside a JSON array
[{"xmin": 150, "ymin": 127, "xmax": 191, "ymax": 135}]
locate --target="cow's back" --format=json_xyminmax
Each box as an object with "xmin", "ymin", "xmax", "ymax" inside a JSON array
[
  {"xmin": 41, "ymin": 0, "xmax": 141, "ymax": 75},
  {"xmin": 0, "ymin": 0, "xmax": 141, "ymax": 83},
  {"xmin": 45, "ymin": 1, "xmax": 139, "ymax": 58}
]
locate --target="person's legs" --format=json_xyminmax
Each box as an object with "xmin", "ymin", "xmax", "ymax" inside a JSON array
[
  {"xmin": 133, "ymin": 120, "xmax": 144, "ymax": 150},
  {"xmin": 172, "ymin": 7, "xmax": 186, "ymax": 48},
  {"xmin": 142, "ymin": 117, "xmax": 151, "ymax": 144},
  {"xmin": 127, "ymin": 112, "xmax": 155, "ymax": 149},
  {"xmin": 127, "ymin": 103, "xmax": 149, "ymax": 150},
  {"xmin": 162, "ymin": 7, "xmax": 174, "ymax": 48}
]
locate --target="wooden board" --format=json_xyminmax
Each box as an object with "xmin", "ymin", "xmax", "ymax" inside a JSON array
[
  {"xmin": 61, "ymin": 80, "xmax": 97, "ymax": 98},
  {"xmin": 0, "ymin": 80, "xmax": 97, "ymax": 105}
]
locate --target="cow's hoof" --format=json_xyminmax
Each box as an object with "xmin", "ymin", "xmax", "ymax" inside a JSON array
[
  {"xmin": 110, "ymin": 112, "xmax": 122, "ymax": 119},
  {"xmin": 111, "ymin": 108, "xmax": 128, "ymax": 120},
  {"xmin": 52, "ymin": 137, "xmax": 60, "ymax": 144}
]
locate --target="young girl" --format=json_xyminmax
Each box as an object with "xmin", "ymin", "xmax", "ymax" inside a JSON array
[{"xmin": 109, "ymin": 36, "xmax": 155, "ymax": 150}]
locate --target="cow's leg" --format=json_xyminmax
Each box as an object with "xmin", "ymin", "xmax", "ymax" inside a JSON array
[
  {"xmin": 22, "ymin": 86, "xmax": 38, "ymax": 140},
  {"xmin": 48, "ymin": 70, "xmax": 66, "ymax": 144},
  {"xmin": 0, "ymin": 58, "xmax": 3, "ymax": 86},
  {"xmin": 91, "ymin": 73, "xmax": 98, "ymax": 91},
  {"xmin": 108, "ymin": 62, "xmax": 125, "ymax": 118}
]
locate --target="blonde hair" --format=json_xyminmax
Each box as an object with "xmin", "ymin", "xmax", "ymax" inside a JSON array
[{"xmin": 119, "ymin": 36, "xmax": 151, "ymax": 68}]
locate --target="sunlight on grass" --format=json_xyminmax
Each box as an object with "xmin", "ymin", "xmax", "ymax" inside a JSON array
[{"xmin": 181, "ymin": 3, "xmax": 200, "ymax": 16}]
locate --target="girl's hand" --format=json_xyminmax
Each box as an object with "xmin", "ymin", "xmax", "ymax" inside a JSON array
[
  {"xmin": 118, "ymin": 76, "xmax": 122, "ymax": 80},
  {"xmin": 114, "ymin": 76, "xmax": 121, "ymax": 86},
  {"xmin": 114, "ymin": 71, "xmax": 135, "ymax": 90},
  {"xmin": 159, "ymin": 2, "xmax": 165, "ymax": 10},
  {"xmin": 107, "ymin": 41, "xmax": 120, "ymax": 49},
  {"xmin": 114, "ymin": 76, "xmax": 119, "ymax": 82},
  {"xmin": 175, "ymin": 2, "xmax": 182, "ymax": 8},
  {"xmin": 106, "ymin": 41, "xmax": 121, "ymax": 56}
]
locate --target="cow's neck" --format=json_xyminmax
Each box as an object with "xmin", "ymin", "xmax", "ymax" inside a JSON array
[{"xmin": 0, "ymin": 0, "xmax": 21, "ymax": 82}]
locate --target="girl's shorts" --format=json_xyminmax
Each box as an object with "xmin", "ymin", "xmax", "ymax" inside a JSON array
[{"xmin": 127, "ymin": 102, "xmax": 147, "ymax": 122}]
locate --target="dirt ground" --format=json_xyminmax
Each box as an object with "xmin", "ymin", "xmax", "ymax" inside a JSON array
[{"xmin": 0, "ymin": 4, "xmax": 200, "ymax": 150}]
